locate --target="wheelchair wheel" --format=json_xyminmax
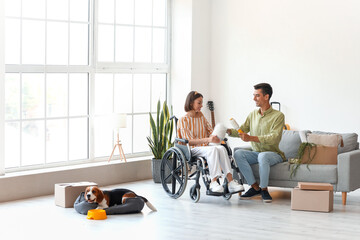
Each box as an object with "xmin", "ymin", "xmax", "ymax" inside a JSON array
[
  {"xmin": 223, "ymin": 192, "xmax": 232, "ymax": 200},
  {"xmin": 160, "ymin": 147, "xmax": 188, "ymax": 199},
  {"xmin": 189, "ymin": 185, "xmax": 200, "ymax": 203}
]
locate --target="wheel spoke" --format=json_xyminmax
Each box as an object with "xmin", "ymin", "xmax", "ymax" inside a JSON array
[
  {"xmin": 160, "ymin": 148, "xmax": 188, "ymax": 199},
  {"xmin": 173, "ymin": 171, "xmax": 183, "ymax": 185},
  {"xmin": 164, "ymin": 158, "xmax": 173, "ymax": 171}
]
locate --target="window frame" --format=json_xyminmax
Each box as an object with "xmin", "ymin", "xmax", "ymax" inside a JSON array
[{"xmin": 1, "ymin": 0, "xmax": 171, "ymax": 173}]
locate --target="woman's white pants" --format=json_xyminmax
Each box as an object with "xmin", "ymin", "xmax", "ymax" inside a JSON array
[{"xmin": 191, "ymin": 145, "xmax": 232, "ymax": 180}]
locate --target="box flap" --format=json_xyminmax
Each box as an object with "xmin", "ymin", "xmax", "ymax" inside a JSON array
[{"xmin": 298, "ymin": 182, "xmax": 333, "ymax": 191}]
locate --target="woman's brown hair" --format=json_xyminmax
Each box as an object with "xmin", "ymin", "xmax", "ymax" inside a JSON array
[{"xmin": 184, "ymin": 91, "xmax": 203, "ymax": 112}]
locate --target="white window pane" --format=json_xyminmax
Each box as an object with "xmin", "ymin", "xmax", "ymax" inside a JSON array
[
  {"xmin": 22, "ymin": 120, "xmax": 45, "ymax": 166},
  {"xmin": 5, "ymin": 74, "xmax": 20, "ymax": 120},
  {"xmin": 22, "ymin": 0, "xmax": 46, "ymax": 19},
  {"xmin": 70, "ymin": 23, "xmax": 89, "ymax": 65},
  {"xmin": 134, "ymin": 27, "xmax": 151, "ymax": 62},
  {"xmin": 70, "ymin": 0, "xmax": 89, "ymax": 22},
  {"xmin": 94, "ymin": 116, "xmax": 113, "ymax": 157},
  {"xmin": 46, "ymin": 74, "xmax": 68, "ymax": 118},
  {"xmin": 22, "ymin": 73, "xmax": 45, "ymax": 119},
  {"xmin": 135, "ymin": 0, "xmax": 152, "ymax": 26},
  {"xmin": 151, "ymin": 74, "xmax": 166, "ymax": 111},
  {"xmin": 69, "ymin": 74, "xmax": 88, "ymax": 116},
  {"xmin": 47, "ymin": 22, "xmax": 68, "ymax": 65},
  {"xmin": 116, "ymin": 0, "xmax": 134, "ymax": 24},
  {"xmin": 47, "ymin": 0, "xmax": 68, "ymax": 21},
  {"xmin": 98, "ymin": 24, "xmax": 114, "ymax": 62},
  {"xmin": 95, "ymin": 74, "xmax": 113, "ymax": 115},
  {"xmin": 133, "ymin": 74, "xmax": 150, "ymax": 113},
  {"xmin": 69, "ymin": 118, "xmax": 88, "ymax": 160},
  {"xmin": 115, "ymin": 26, "xmax": 133, "ymax": 62},
  {"xmin": 117, "ymin": 115, "xmax": 132, "ymax": 154},
  {"xmin": 46, "ymin": 119, "xmax": 68, "ymax": 163},
  {"xmin": 133, "ymin": 114, "xmax": 149, "ymax": 153},
  {"xmin": 98, "ymin": 0, "xmax": 114, "ymax": 24},
  {"xmin": 22, "ymin": 20, "xmax": 45, "ymax": 65},
  {"xmin": 153, "ymin": 0, "xmax": 166, "ymax": 27},
  {"xmin": 5, "ymin": 122, "xmax": 20, "ymax": 168},
  {"xmin": 5, "ymin": 0, "xmax": 21, "ymax": 17},
  {"xmin": 5, "ymin": 19, "xmax": 21, "ymax": 64},
  {"xmin": 152, "ymin": 28, "xmax": 166, "ymax": 63},
  {"xmin": 114, "ymin": 74, "xmax": 132, "ymax": 113}
]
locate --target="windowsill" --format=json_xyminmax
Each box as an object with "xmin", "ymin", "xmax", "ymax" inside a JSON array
[
  {"xmin": 0, "ymin": 155, "xmax": 154, "ymax": 203},
  {"xmin": 1, "ymin": 154, "xmax": 153, "ymax": 178}
]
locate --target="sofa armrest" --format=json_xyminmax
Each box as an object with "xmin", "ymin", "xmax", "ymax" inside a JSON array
[{"xmin": 337, "ymin": 149, "xmax": 360, "ymax": 192}]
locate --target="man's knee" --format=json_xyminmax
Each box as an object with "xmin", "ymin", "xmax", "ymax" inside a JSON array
[
  {"xmin": 234, "ymin": 149, "xmax": 248, "ymax": 161},
  {"xmin": 258, "ymin": 152, "xmax": 280, "ymax": 166}
]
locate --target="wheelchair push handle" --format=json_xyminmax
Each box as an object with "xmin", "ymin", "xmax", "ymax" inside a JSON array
[{"xmin": 175, "ymin": 138, "xmax": 189, "ymax": 144}]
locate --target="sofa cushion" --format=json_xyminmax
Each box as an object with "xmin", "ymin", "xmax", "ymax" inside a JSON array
[
  {"xmin": 249, "ymin": 162, "xmax": 338, "ymax": 184},
  {"xmin": 279, "ymin": 130, "xmax": 310, "ymax": 159},
  {"xmin": 307, "ymin": 133, "xmax": 343, "ymax": 147},
  {"xmin": 312, "ymin": 131, "xmax": 359, "ymax": 154}
]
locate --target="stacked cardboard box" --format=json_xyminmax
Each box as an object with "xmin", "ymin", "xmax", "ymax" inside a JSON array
[
  {"xmin": 291, "ymin": 182, "xmax": 334, "ymax": 212},
  {"xmin": 55, "ymin": 182, "xmax": 97, "ymax": 208}
]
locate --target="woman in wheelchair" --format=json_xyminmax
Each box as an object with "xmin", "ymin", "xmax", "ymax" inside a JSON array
[{"xmin": 177, "ymin": 91, "xmax": 244, "ymax": 193}]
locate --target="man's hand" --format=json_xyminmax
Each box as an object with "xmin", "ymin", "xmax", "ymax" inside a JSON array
[{"xmin": 239, "ymin": 133, "xmax": 259, "ymax": 143}]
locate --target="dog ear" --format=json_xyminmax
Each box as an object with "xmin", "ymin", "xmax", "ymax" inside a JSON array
[
  {"xmin": 94, "ymin": 187, "xmax": 104, "ymax": 204},
  {"xmin": 84, "ymin": 187, "xmax": 89, "ymax": 201}
]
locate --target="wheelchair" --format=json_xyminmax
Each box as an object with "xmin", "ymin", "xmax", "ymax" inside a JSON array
[{"xmin": 160, "ymin": 117, "xmax": 244, "ymax": 203}]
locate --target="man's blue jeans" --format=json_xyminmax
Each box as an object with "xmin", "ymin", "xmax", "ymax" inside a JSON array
[{"xmin": 234, "ymin": 149, "xmax": 283, "ymax": 188}]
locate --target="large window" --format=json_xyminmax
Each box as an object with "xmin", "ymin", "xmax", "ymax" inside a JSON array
[{"xmin": 3, "ymin": 0, "xmax": 170, "ymax": 172}]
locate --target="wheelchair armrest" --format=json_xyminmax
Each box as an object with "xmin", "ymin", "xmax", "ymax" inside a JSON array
[{"xmin": 175, "ymin": 138, "xmax": 189, "ymax": 144}]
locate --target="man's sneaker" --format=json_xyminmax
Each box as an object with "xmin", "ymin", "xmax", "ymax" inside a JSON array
[
  {"xmin": 228, "ymin": 180, "xmax": 245, "ymax": 193},
  {"xmin": 210, "ymin": 181, "xmax": 224, "ymax": 193},
  {"xmin": 261, "ymin": 190, "xmax": 272, "ymax": 203},
  {"xmin": 240, "ymin": 187, "xmax": 262, "ymax": 200}
]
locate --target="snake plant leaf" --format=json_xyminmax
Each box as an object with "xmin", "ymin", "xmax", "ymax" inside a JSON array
[{"xmin": 147, "ymin": 100, "xmax": 174, "ymax": 159}]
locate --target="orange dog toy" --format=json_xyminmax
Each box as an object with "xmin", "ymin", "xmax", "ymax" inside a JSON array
[{"xmin": 229, "ymin": 118, "xmax": 244, "ymax": 134}]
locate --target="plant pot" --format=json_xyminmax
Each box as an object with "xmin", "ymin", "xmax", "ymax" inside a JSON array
[{"xmin": 151, "ymin": 158, "xmax": 172, "ymax": 183}]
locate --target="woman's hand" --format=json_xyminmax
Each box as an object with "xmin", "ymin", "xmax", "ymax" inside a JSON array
[{"xmin": 208, "ymin": 135, "xmax": 221, "ymax": 144}]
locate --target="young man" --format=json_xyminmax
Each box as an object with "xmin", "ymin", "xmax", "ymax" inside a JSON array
[{"xmin": 227, "ymin": 83, "xmax": 285, "ymax": 203}]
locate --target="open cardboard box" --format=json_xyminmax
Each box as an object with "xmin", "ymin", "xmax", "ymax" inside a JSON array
[
  {"xmin": 291, "ymin": 182, "xmax": 334, "ymax": 212},
  {"xmin": 55, "ymin": 182, "xmax": 97, "ymax": 208},
  {"xmin": 301, "ymin": 145, "xmax": 337, "ymax": 165}
]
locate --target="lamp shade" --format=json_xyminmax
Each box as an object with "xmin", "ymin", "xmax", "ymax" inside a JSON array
[{"xmin": 113, "ymin": 113, "xmax": 127, "ymax": 129}]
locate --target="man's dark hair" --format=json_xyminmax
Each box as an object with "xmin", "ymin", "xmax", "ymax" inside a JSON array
[
  {"xmin": 184, "ymin": 91, "xmax": 203, "ymax": 112},
  {"xmin": 254, "ymin": 83, "xmax": 273, "ymax": 99}
]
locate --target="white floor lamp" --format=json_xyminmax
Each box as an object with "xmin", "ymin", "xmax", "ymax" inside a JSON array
[{"xmin": 108, "ymin": 113, "xmax": 127, "ymax": 162}]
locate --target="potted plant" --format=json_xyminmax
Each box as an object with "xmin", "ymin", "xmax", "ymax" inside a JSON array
[{"xmin": 147, "ymin": 100, "xmax": 174, "ymax": 183}]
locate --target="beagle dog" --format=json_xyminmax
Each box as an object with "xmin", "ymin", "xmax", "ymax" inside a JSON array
[{"xmin": 84, "ymin": 186, "xmax": 157, "ymax": 211}]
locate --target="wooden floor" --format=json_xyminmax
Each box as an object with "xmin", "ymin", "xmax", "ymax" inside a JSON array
[{"xmin": 1, "ymin": 179, "xmax": 360, "ymax": 239}]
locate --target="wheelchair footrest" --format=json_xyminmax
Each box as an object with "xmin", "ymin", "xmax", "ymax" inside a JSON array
[
  {"xmin": 206, "ymin": 190, "xmax": 224, "ymax": 196},
  {"xmin": 228, "ymin": 189, "xmax": 245, "ymax": 195}
]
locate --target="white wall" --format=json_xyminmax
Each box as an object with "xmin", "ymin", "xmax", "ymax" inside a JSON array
[
  {"xmin": 0, "ymin": 0, "xmax": 5, "ymax": 175},
  {"xmin": 171, "ymin": 0, "xmax": 212, "ymax": 120},
  {"xmin": 171, "ymin": 0, "xmax": 193, "ymax": 116},
  {"xmin": 210, "ymin": 0, "xmax": 360, "ymax": 141}
]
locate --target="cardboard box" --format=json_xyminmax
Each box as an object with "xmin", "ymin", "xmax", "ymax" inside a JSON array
[
  {"xmin": 55, "ymin": 182, "xmax": 97, "ymax": 208},
  {"xmin": 291, "ymin": 183, "xmax": 333, "ymax": 212},
  {"xmin": 301, "ymin": 145, "xmax": 337, "ymax": 165},
  {"xmin": 298, "ymin": 182, "xmax": 334, "ymax": 191}
]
